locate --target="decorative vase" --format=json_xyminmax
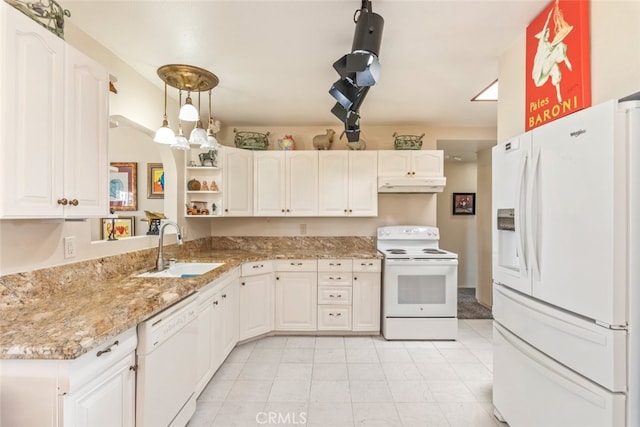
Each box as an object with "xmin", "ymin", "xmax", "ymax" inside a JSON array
[{"xmin": 278, "ymin": 135, "xmax": 296, "ymax": 150}]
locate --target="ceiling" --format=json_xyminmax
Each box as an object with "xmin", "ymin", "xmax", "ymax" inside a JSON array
[{"xmin": 64, "ymin": 0, "xmax": 547, "ymax": 156}]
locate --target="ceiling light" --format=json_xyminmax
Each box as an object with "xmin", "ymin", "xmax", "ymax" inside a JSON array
[
  {"xmin": 330, "ymin": 1, "xmax": 383, "ymax": 142},
  {"xmin": 155, "ymin": 64, "xmax": 219, "ymax": 150},
  {"xmin": 153, "ymin": 82, "xmax": 177, "ymax": 145},
  {"xmin": 189, "ymin": 92, "xmax": 208, "ymax": 145},
  {"xmin": 202, "ymin": 89, "xmax": 221, "ymax": 150},
  {"xmin": 471, "ymin": 79, "xmax": 498, "ymax": 101},
  {"xmin": 179, "ymin": 91, "xmax": 199, "ymax": 122}
]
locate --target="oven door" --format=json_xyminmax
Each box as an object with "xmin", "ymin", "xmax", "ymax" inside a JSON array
[{"xmin": 383, "ymin": 259, "xmax": 458, "ymax": 317}]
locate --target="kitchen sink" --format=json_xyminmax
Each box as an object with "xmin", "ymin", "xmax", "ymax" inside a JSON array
[{"xmin": 135, "ymin": 262, "xmax": 225, "ymax": 278}]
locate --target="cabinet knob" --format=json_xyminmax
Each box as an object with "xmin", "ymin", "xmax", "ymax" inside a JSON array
[
  {"xmin": 241, "ymin": 282, "xmax": 246, "ymax": 286},
  {"xmin": 225, "ymin": 208, "xmax": 229, "ymax": 212},
  {"xmin": 281, "ymin": 209, "xmax": 285, "ymax": 213},
  {"xmin": 329, "ymin": 263, "xmax": 341, "ymax": 266},
  {"xmin": 406, "ymin": 171, "xmax": 411, "ymax": 176},
  {"xmin": 213, "ymin": 300, "xmax": 219, "ymax": 305},
  {"xmin": 329, "ymin": 294, "xmax": 342, "ymax": 298},
  {"xmin": 329, "ymin": 312, "xmax": 342, "ymax": 317},
  {"xmin": 344, "ymin": 209, "xmax": 348, "ymax": 213},
  {"xmin": 129, "ymin": 365, "xmax": 137, "ymax": 372},
  {"xmin": 57, "ymin": 198, "xmax": 68, "ymax": 206},
  {"xmin": 354, "ymin": 276, "xmax": 358, "ymax": 280},
  {"xmin": 411, "ymin": 171, "xmax": 416, "ymax": 176},
  {"xmin": 348, "ymin": 209, "xmax": 353, "ymax": 213},
  {"xmin": 222, "ymin": 294, "xmax": 227, "ymax": 298},
  {"xmin": 69, "ymin": 199, "xmax": 79, "ymax": 206},
  {"xmin": 286, "ymin": 209, "xmax": 290, "ymax": 213}
]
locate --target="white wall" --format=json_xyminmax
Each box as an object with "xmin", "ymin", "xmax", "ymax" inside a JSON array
[
  {"xmin": 476, "ymin": 147, "xmax": 493, "ymax": 305},
  {"xmin": 437, "ymin": 160, "xmax": 478, "ymax": 288},
  {"xmin": 498, "ymin": 1, "xmax": 640, "ymax": 142}
]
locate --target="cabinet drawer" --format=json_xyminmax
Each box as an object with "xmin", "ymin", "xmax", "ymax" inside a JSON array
[
  {"xmin": 318, "ymin": 272, "xmax": 352, "ymax": 287},
  {"xmin": 241, "ymin": 260, "xmax": 273, "ymax": 276},
  {"xmin": 352, "ymin": 259, "xmax": 381, "ymax": 272},
  {"xmin": 317, "ymin": 306, "xmax": 352, "ymax": 330},
  {"xmin": 317, "ymin": 259, "xmax": 352, "ymax": 272},
  {"xmin": 318, "ymin": 286, "xmax": 352, "ymax": 305},
  {"xmin": 275, "ymin": 259, "xmax": 317, "ymax": 271}
]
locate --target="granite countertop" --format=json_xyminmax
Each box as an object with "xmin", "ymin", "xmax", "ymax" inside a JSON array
[{"xmin": 0, "ymin": 245, "xmax": 381, "ymax": 360}]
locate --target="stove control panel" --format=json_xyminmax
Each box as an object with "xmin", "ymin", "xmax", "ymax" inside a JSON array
[{"xmin": 377, "ymin": 225, "xmax": 439, "ymax": 240}]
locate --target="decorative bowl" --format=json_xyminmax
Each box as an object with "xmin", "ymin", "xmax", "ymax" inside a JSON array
[
  {"xmin": 393, "ymin": 132, "xmax": 425, "ymax": 150},
  {"xmin": 234, "ymin": 128, "xmax": 270, "ymax": 150}
]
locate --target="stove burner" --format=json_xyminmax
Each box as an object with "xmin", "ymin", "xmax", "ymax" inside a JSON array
[
  {"xmin": 423, "ymin": 249, "xmax": 445, "ymax": 254},
  {"xmin": 386, "ymin": 249, "xmax": 407, "ymax": 254}
]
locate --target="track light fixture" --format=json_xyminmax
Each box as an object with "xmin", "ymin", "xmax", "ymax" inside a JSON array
[{"xmin": 329, "ymin": 0, "xmax": 384, "ymax": 142}]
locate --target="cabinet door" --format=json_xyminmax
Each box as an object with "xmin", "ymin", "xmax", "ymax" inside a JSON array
[
  {"xmin": 64, "ymin": 45, "xmax": 109, "ymax": 218},
  {"xmin": 411, "ymin": 151, "xmax": 444, "ymax": 177},
  {"xmin": 348, "ymin": 151, "xmax": 378, "ymax": 216},
  {"xmin": 64, "ymin": 352, "xmax": 136, "ymax": 427},
  {"xmin": 318, "ymin": 151, "xmax": 349, "ymax": 216},
  {"xmin": 223, "ymin": 147, "xmax": 253, "ymax": 216},
  {"xmin": 239, "ymin": 272, "xmax": 275, "ymax": 340},
  {"xmin": 221, "ymin": 279, "xmax": 239, "ymax": 359},
  {"xmin": 287, "ymin": 151, "xmax": 318, "ymax": 216},
  {"xmin": 275, "ymin": 272, "xmax": 317, "ymax": 331},
  {"xmin": 352, "ymin": 272, "xmax": 381, "ymax": 331},
  {"xmin": 1, "ymin": 3, "xmax": 64, "ymax": 218},
  {"xmin": 254, "ymin": 151, "xmax": 286, "ymax": 216},
  {"xmin": 377, "ymin": 151, "xmax": 411, "ymax": 177}
]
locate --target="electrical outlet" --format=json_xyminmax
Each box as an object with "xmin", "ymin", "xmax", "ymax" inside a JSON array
[
  {"xmin": 64, "ymin": 236, "xmax": 76, "ymax": 259},
  {"xmin": 300, "ymin": 224, "xmax": 307, "ymax": 235}
]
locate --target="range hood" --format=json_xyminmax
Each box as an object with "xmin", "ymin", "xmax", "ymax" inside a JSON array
[{"xmin": 378, "ymin": 176, "xmax": 446, "ymax": 193}]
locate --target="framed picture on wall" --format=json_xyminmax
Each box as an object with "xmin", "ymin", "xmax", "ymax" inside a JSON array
[
  {"xmin": 109, "ymin": 162, "xmax": 137, "ymax": 211},
  {"xmin": 101, "ymin": 216, "xmax": 135, "ymax": 239},
  {"xmin": 452, "ymin": 192, "xmax": 476, "ymax": 215},
  {"xmin": 147, "ymin": 163, "xmax": 164, "ymax": 199}
]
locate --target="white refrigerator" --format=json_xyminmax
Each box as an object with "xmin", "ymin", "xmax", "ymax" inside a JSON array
[{"xmin": 491, "ymin": 97, "xmax": 639, "ymax": 427}]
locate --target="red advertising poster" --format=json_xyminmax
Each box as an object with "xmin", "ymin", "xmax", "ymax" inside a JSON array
[{"xmin": 525, "ymin": 0, "xmax": 591, "ymax": 131}]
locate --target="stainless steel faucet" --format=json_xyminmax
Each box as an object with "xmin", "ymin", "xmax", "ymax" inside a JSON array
[{"xmin": 156, "ymin": 220, "xmax": 183, "ymax": 271}]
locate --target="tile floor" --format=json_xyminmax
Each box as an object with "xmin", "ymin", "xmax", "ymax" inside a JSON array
[{"xmin": 188, "ymin": 319, "xmax": 502, "ymax": 427}]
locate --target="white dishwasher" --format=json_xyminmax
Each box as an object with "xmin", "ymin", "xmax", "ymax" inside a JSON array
[{"xmin": 136, "ymin": 293, "xmax": 198, "ymax": 427}]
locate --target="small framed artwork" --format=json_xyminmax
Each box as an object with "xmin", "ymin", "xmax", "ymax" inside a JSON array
[
  {"xmin": 101, "ymin": 217, "xmax": 135, "ymax": 239},
  {"xmin": 110, "ymin": 162, "xmax": 137, "ymax": 211},
  {"xmin": 452, "ymin": 192, "xmax": 476, "ymax": 215},
  {"xmin": 147, "ymin": 163, "xmax": 164, "ymax": 199}
]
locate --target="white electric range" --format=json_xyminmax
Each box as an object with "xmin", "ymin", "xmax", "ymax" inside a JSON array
[{"xmin": 377, "ymin": 225, "xmax": 459, "ymax": 340}]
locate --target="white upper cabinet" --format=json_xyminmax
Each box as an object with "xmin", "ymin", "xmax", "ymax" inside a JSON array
[
  {"xmin": 0, "ymin": 2, "xmax": 108, "ymax": 219},
  {"xmin": 378, "ymin": 150, "xmax": 444, "ymax": 177},
  {"xmin": 318, "ymin": 151, "xmax": 377, "ymax": 216},
  {"xmin": 63, "ymin": 45, "xmax": 109, "ymax": 218},
  {"xmin": 223, "ymin": 146, "xmax": 253, "ymax": 216},
  {"xmin": 254, "ymin": 151, "xmax": 318, "ymax": 216}
]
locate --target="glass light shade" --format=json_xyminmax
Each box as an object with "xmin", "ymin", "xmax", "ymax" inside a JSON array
[
  {"xmin": 154, "ymin": 123, "xmax": 176, "ymax": 145},
  {"xmin": 171, "ymin": 124, "xmax": 190, "ymax": 150},
  {"xmin": 189, "ymin": 122, "xmax": 208, "ymax": 146},
  {"xmin": 202, "ymin": 128, "xmax": 220, "ymax": 149},
  {"xmin": 179, "ymin": 94, "xmax": 199, "ymax": 122}
]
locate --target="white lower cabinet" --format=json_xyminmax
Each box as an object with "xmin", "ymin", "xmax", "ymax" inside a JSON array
[
  {"xmin": 352, "ymin": 260, "xmax": 382, "ymax": 332},
  {"xmin": 239, "ymin": 261, "xmax": 275, "ymax": 340},
  {"xmin": 195, "ymin": 269, "xmax": 240, "ymax": 397},
  {"xmin": 0, "ymin": 327, "xmax": 137, "ymax": 427},
  {"xmin": 275, "ymin": 260, "xmax": 318, "ymax": 331}
]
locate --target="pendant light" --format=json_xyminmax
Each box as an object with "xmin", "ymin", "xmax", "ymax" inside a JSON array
[
  {"xmin": 202, "ymin": 89, "xmax": 220, "ymax": 149},
  {"xmin": 179, "ymin": 91, "xmax": 199, "ymax": 122},
  {"xmin": 189, "ymin": 91, "xmax": 208, "ymax": 146},
  {"xmin": 153, "ymin": 82, "xmax": 177, "ymax": 144},
  {"xmin": 171, "ymin": 91, "xmax": 191, "ymax": 150},
  {"xmin": 156, "ymin": 64, "xmax": 220, "ymax": 150}
]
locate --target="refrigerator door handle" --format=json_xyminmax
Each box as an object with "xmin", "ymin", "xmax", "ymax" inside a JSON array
[
  {"xmin": 515, "ymin": 152, "xmax": 528, "ymax": 274},
  {"xmin": 528, "ymin": 146, "xmax": 541, "ymax": 280}
]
